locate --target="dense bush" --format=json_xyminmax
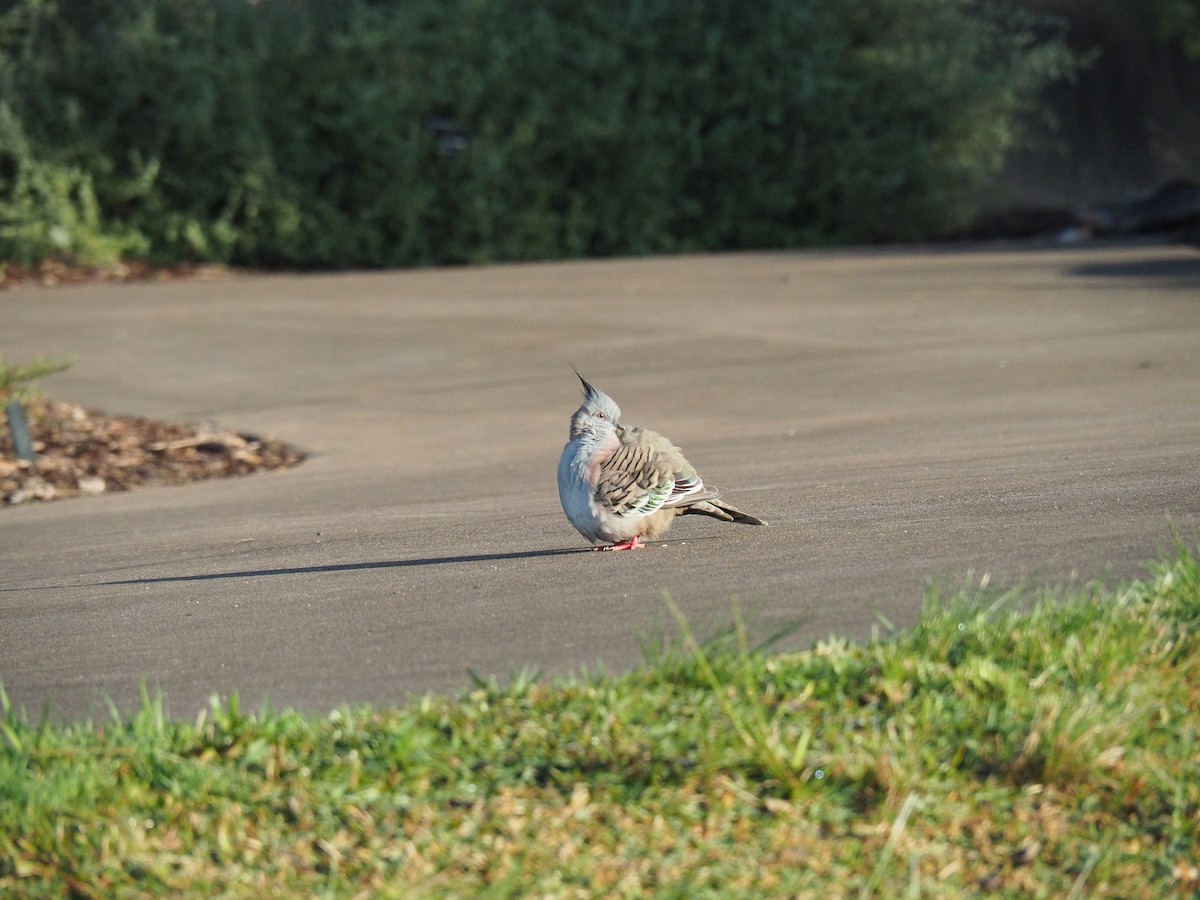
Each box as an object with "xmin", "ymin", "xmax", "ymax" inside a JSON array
[
  {"xmin": 1152, "ymin": 0, "xmax": 1200, "ymax": 57},
  {"xmin": 0, "ymin": 0, "xmax": 1075, "ymax": 268}
]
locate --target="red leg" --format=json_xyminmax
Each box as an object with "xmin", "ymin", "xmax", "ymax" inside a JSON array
[{"xmin": 597, "ymin": 535, "xmax": 645, "ymax": 551}]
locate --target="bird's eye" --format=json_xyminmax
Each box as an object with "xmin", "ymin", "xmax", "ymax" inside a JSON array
[{"xmin": 595, "ymin": 412, "xmax": 606, "ymax": 420}]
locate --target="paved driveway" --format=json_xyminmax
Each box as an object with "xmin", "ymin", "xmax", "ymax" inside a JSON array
[{"xmin": 3, "ymin": 242, "xmax": 1198, "ymax": 721}]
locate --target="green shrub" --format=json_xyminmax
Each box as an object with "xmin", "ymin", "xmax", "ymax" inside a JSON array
[
  {"xmin": 0, "ymin": 6, "xmax": 145, "ymax": 265},
  {"xmin": 0, "ymin": 0, "xmax": 1076, "ymax": 268},
  {"xmin": 1152, "ymin": 0, "xmax": 1200, "ymax": 57}
]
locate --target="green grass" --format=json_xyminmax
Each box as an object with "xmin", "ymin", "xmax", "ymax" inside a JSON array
[{"xmin": 3, "ymin": 547, "xmax": 1199, "ymax": 897}]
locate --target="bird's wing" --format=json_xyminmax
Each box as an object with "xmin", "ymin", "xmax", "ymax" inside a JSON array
[{"xmin": 594, "ymin": 425, "xmax": 709, "ymax": 518}]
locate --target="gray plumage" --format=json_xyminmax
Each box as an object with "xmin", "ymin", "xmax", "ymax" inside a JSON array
[{"xmin": 557, "ymin": 373, "xmax": 766, "ymax": 550}]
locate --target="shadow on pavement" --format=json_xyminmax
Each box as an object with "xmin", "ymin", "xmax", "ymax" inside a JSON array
[
  {"xmin": 97, "ymin": 547, "xmax": 592, "ymax": 586},
  {"xmin": 1067, "ymin": 256, "xmax": 1200, "ymax": 280}
]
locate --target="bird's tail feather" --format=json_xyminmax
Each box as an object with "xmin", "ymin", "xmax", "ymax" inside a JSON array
[{"xmin": 682, "ymin": 498, "xmax": 767, "ymax": 526}]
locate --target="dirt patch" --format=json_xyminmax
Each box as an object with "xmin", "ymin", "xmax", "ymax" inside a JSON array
[
  {"xmin": 1, "ymin": 399, "xmax": 305, "ymax": 506},
  {"xmin": 0, "ymin": 259, "xmax": 229, "ymax": 291}
]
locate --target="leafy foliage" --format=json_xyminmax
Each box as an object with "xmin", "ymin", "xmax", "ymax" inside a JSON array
[
  {"xmin": 1, "ymin": 0, "xmax": 1076, "ymax": 268},
  {"xmin": 1152, "ymin": 0, "xmax": 1200, "ymax": 57}
]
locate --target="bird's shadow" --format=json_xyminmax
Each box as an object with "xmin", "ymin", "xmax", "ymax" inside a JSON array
[{"xmin": 98, "ymin": 546, "xmax": 593, "ymax": 587}]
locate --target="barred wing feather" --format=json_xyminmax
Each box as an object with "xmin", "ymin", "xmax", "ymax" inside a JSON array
[{"xmin": 594, "ymin": 426, "xmax": 708, "ymax": 519}]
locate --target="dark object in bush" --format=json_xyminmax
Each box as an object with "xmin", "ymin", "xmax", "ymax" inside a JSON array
[{"xmin": 1079, "ymin": 180, "xmax": 1200, "ymax": 237}]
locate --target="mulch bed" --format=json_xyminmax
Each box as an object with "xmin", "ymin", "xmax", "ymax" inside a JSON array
[
  {"xmin": 1, "ymin": 399, "xmax": 305, "ymax": 506},
  {"xmin": 0, "ymin": 259, "xmax": 228, "ymax": 290}
]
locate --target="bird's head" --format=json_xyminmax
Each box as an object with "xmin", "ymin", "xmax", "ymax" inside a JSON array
[{"xmin": 568, "ymin": 371, "xmax": 622, "ymax": 440}]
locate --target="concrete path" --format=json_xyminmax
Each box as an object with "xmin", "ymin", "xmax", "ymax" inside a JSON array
[{"xmin": 3, "ymin": 242, "xmax": 1198, "ymax": 721}]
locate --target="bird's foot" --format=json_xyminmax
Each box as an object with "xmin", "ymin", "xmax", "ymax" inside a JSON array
[{"xmin": 596, "ymin": 535, "xmax": 646, "ymax": 551}]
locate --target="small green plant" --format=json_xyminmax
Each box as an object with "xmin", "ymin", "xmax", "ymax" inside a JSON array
[{"xmin": 0, "ymin": 356, "xmax": 71, "ymax": 403}]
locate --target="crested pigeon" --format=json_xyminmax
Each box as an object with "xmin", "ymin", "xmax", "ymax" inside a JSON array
[{"xmin": 557, "ymin": 373, "xmax": 766, "ymax": 550}]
